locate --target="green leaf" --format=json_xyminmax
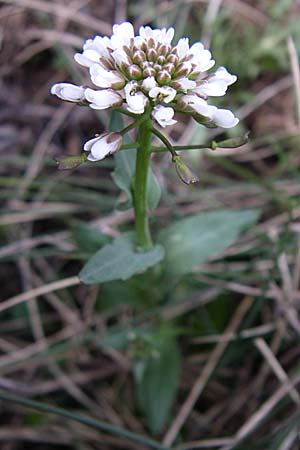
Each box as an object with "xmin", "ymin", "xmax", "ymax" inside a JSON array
[
  {"xmin": 71, "ymin": 221, "xmax": 111, "ymax": 255},
  {"xmin": 159, "ymin": 209, "xmax": 260, "ymax": 275},
  {"xmin": 134, "ymin": 329, "xmax": 181, "ymax": 434},
  {"xmin": 79, "ymin": 233, "xmax": 165, "ymax": 284},
  {"xmin": 110, "ymin": 111, "xmax": 161, "ymax": 209}
]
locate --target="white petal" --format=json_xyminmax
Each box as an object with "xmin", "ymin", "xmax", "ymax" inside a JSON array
[
  {"xmin": 149, "ymin": 86, "xmax": 177, "ymax": 103},
  {"xmin": 175, "ymin": 78, "xmax": 197, "ymax": 91},
  {"xmin": 93, "ymin": 36, "xmax": 111, "ymax": 58},
  {"xmin": 181, "ymin": 94, "xmax": 208, "ymax": 111},
  {"xmin": 196, "ymin": 67, "xmax": 237, "ymax": 97},
  {"xmin": 84, "ymin": 133, "xmax": 122, "ymax": 161},
  {"xmin": 111, "ymin": 48, "xmax": 131, "ymax": 66},
  {"xmin": 51, "ymin": 83, "xmax": 85, "ymax": 102},
  {"xmin": 142, "ymin": 76, "xmax": 157, "ymax": 91},
  {"xmin": 126, "ymin": 92, "xmax": 147, "ymax": 114},
  {"xmin": 189, "ymin": 42, "xmax": 215, "ymax": 72},
  {"xmin": 211, "ymin": 108, "xmax": 239, "ymax": 128},
  {"xmin": 124, "ymin": 82, "xmax": 148, "ymax": 114},
  {"xmin": 89, "ymin": 64, "xmax": 124, "ymax": 88},
  {"xmin": 85, "ymin": 88, "xmax": 122, "ymax": 109},
  {"xmin": 111, "ymin": 22, "xmax": 134, "ymax": 48},
  {"xmin": 215, "ymin": 66, "xmax": 237, "ymax": 85},
  {"xmin": 74, "ymin": 49, "xmax": 100, "ymax": 67},
  {"xmin": 175, "ymin": 38, "xmax": 190, "ymax": 58},
  {"xmin": 84, "ymin": 136, "xmax": 101, "ymax": 152},
  {"xmin": 157, "ymin": 27, "xmax": 175, "ymax": 44},
  {"xmin": 152, "ymin": 105, "xmax": 177, "ymax": 128}
]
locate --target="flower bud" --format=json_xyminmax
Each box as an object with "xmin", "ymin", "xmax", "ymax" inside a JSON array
[
  {"xmin": 147, "ymin": 37, "xmax": 156, "ymax": 48},
  {"xmin": 166, "ymin": 54, "xmax": 178, "ymax": 65},
  {"xmin": 51, "ymin": 83, "xmax": 85, "ymax": 102},
  {"xmin": 156, "ymin": 69, "xmax": 172, "ymax": 84},
  {"xmin": 127, "ymin": 64, "xmax": 142, "ymax": 80},
  {"xmin": 84, "ymin": 132, "xmax": 122, "ymax": 162},
  {"xmin": 157, "ymin": 44, "xmax": 170, "ymax": 56},
  {"xmin": 132, "ymin": 50, "xmax": 146, "ymax": 64},
  {"xmin": 172, "ymin": 155, "xmax": 199, "ymax": 185},
  {"xmin": 147, "ymin": 48, "xmax": 157, "ymax": 61},
  {"xmin": 163, "ymin": 63, "xmax": 175, "ymax": 74},
  {"xmin": 157, "ymin": 55, "xmax": 165, "ymax": 65},
  {"xmin": 143, "ymin": 67, "xmax": 156, "ymax": 77}
]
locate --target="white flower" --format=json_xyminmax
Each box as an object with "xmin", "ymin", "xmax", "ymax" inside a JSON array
[
  {"xmin": 124, "ymin": 82, "xmax": 148, "ymax": 114},
  {"xmin": 174, "ymin": 38, "xmax": 190, "ymax": 58},
  {"xmin": 209, "ymin": 107, "xmax": 239, "ymax": 128},
  {"xmin": 173, "ymin": 78, "xmax": 196, "ymax": 91},
  {"xmin": 74, "ymin": 36, "xmax": 112, "ymax": 68},
  {"xmin": 110, "ymin": 22, "xmax": 134, "ymax": 48},
  {"xmin": 84, "ymin": 132, "xmax": 122, "ymax": 161},
  {"xmin": 152, "ymin": 105, "xmax": 177, "ymax": 128},
  {"xmin": 149, "ymin": 86, "xmax": 177, "ymax": 103},
  {"xmin": 142, "ymin": 76, "xmax": 157, "ymax": 91},
  {"xmin": 196, "ymin": 67, "xmax": 237, "ymax": 97},
  {"xmin": 188, "ymin": 42, "xmax": 215, "ymax": 72},
  {"xmin": 111, "ymin": 48, "xmax": 131, "ymax": 67},
  {"xmin": 51, "ymin": 83, "xmax": 85, "ymax": 102},
  {"xmin": 89, "ymin": 64, "xmax": 125, "ymax": 89},
  {"xmin": 85, "ymin": 88, "xmax": 123, "ymax": 109},
  {"xmin": 139, "ymin": 26, "xmax": 174, "ymax": 45},
  {"xmin": 180, "ymin": 94, "xmax": 239, "ymax": 128},
  {"xmin": 52, "ymin": 21, "xmax": 238, "ymax": 129}
]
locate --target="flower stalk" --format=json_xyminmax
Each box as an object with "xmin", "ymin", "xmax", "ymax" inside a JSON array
[{"xmin": 133, "ymin": 116, "xmax": 153, "ymax": 251}]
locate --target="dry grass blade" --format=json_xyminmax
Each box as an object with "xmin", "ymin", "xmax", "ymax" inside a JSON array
[
  {"xmin": 1, "ymin": 0, "xmax": 111, "ymax": 34},
  {"xmin": 220, "ymin": 374, "xmax": 300, "ymax": 450},
  {"xmin": 0, "ymin": 276, "xmax": 80, "ymax": 313},
  {"xmin": 254, "ymin": 338, "xmax": 300, "ymax": 406},
  {"xmin": 163, "ymin": 297, "xmax": 253, "ymax": 446}
]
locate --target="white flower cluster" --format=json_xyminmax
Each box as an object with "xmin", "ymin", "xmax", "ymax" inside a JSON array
[{"xmin": 51, "ymin": 22, "xmax": 239, "ymax": 160}]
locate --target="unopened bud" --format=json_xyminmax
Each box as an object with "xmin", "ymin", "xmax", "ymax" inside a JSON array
[
  {"xmin": 147, "ymin": 47, "xmax": 157, "ymax": 61},
  {"xmin": 153, "ymin": 64, "xmax": 162, "ymax": 72},
  {"xmin": 172, "ymin": 155, "xmax": 199, "ymax": 185},
  {"xmin": 143, "ymin": 67, "xmax": 156, "ymax": 77},
  {"xmin": 127, "ymin": 64, "xmax": 142, "ymax": 80},
  {"xmin": 211, "ymin": 132, "xmax": 250, "ymax": 149},
  {"xmin": 163, "ymin": 63, "xmax": 175, "ymax": 74},
  {"xmin": 157, "ymin": 55, "xmax": 165, "ymax": 65},
  {"xmin": 157, "ymin": 69, "xmax": 172, "ymax": 84},
  {"xmin": 55, "ymin": 154, "xmax": 87, "ymax": 170},
  {"xmin": 166, "ymin": 54, "xmax": 178, "ymax": 65},
  {"xmin": 157, "ymin": 44, "xmax": 170, "ymax": 56},
  {"xmin": 132, "ymin": 50, "xmax": 146, "ymax": 64},
  {"xmin": 147, "ymin": 37, "xmax": 156, "ymax": 48}
]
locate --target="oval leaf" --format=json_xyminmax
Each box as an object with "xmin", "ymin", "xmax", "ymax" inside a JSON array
[
  {"xmin": 79, "ymin": 233, "xmax": 165, "ymax": 284},
  {"xmin": 159, "ymin": 209, "xmax": 260, "ymax": 275}
]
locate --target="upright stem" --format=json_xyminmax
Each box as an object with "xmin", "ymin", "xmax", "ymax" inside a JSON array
[{"xmin": 133, "ymin": 117, "xmax": 153, "ymax": 251}]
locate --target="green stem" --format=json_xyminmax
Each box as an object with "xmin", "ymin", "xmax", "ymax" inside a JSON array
[
  {"xmin": 151, "ymin": 127, "xmax": 176, "ymax": 156},
  {"xmin": 133, "ymin": 116, "xmax": 153, "ymax": 251}
]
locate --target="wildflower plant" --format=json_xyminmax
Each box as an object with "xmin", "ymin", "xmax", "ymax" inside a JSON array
[{"xmin": 51, "ymin": 22, "xmax": 247, "ymax": 284}]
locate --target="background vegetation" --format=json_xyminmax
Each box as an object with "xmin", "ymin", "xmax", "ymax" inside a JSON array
[{"xmin": 1, "ymin": 0, "xmax": 300, "ymax": 449}]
